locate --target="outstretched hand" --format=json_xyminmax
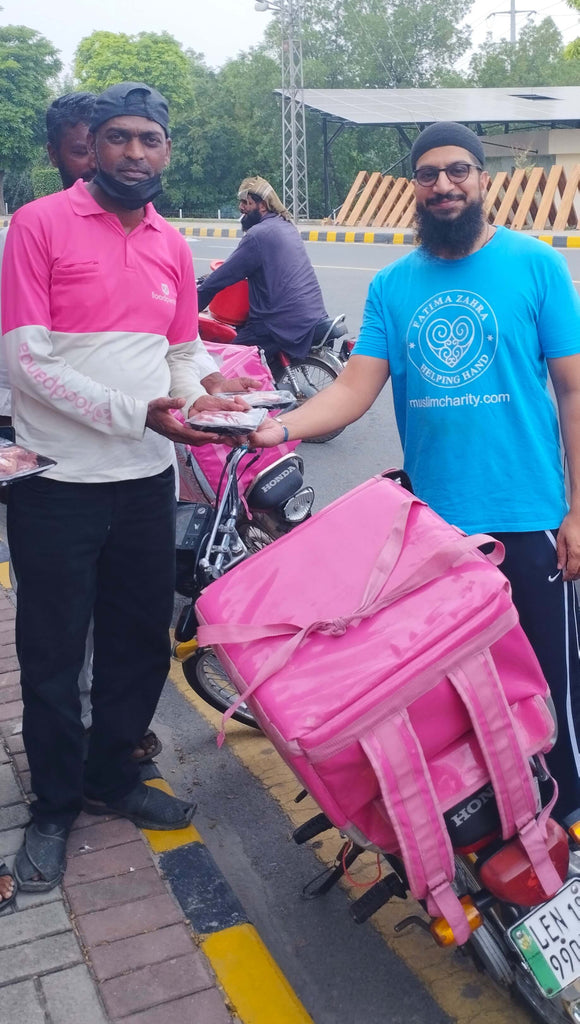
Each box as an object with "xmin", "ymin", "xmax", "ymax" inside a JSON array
[
  {"xmin": 146, "ymin": 394, "xmax": 250, "ymax": 447},
  {"xmin": 203, "ymin": 373, "xmax": 262, "ymax": 395},
  {"xmin": 557, "ymin": 509, "xmax": 580, "ymax": 581},
  {"xmin": 248, "ymin": 417, "xmax": 287, "ymax": 448}
]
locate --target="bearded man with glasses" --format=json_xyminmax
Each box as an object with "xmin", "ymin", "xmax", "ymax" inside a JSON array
[{"xmin": 250, "ymin": 120, "xmax": 580, "ymax": 824}]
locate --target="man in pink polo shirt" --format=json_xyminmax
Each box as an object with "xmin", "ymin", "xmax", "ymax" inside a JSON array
[{"xmin": 1, "ymin": 82, "xmax": 245, "ymax": 892}]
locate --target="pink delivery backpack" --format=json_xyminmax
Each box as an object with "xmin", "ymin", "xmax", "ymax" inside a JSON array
[{"xmin": 195, "ymin": 471, "xmax": 563, "ymax": 943}]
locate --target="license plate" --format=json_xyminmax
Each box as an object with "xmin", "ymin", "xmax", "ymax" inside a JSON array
[{"xmin": 509, "ymin": 878, "xmax": 580, "ymax": 997}]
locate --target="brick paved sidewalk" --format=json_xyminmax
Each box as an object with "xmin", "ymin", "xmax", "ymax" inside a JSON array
[{"xmin": 0, "ymin": 587, "xmax": 237, "ymax": 1024}]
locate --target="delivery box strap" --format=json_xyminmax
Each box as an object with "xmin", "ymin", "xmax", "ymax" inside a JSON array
[
  {"xmin": 361, "ymin": 711, "xmax": 473, "ymax": 945},
  {"xmin": 197, "ymin": 492, "xmax": 504, "ymax": 743}
]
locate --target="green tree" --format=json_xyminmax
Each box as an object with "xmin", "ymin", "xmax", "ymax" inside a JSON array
[
  {"xmin": 261, "ymin": 0, "xmax": 474, "ymax": 213},
  {"xmin": 73, "ymin": 31, "xmax": 196, "ymax": 115},
  {"xmin": 469, "ymin": 19, "xmax": 580, "ymax": 86},
  {"xmin": 0, "ymin": 25, "xmax": 61, "ymax": 209},
  {"xmin": 266, "ymin": 0, "xmax": 472, "ymax": 88}
]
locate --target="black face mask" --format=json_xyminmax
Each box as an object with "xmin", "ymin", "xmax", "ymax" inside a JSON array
[{"xmin": 93, "ymin": 168, "xmax": 163, "ymax": 210}]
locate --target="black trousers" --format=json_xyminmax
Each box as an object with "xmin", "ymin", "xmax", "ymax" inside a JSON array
[
  {"xmin": 8, "ymin": 467, "xmax": 176, "ymax": 827},
  {"xmin": 493, "ymin": 530, "xmax": 580, "ymax": 818}
]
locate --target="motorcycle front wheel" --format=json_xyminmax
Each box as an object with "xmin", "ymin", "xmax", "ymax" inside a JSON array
[
  {"xmin": 182, "ymin": 647, "xmax": 260, "ymax": 728},
  {"xmin": 275, "ymin": 355, "xmax": 343, "ymax": 443}
]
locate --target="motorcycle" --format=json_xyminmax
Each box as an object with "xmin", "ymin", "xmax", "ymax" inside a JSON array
[
  {"xmin": 294, "ymin": 764, "xmax": 580, "ymax": 1024},
  {"xmin": 172, "ymin": 437, "xmax": 314, "ymax": 726},
  {"xmin": 198, "ymin": 260, "xmax": 355, "ymax": 443}
]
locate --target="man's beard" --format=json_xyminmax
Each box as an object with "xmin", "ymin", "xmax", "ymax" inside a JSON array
[
  {"xmin": 415, "ymin": 198, "xmax": 486, "ymax": 258},
  {"xmin": 241, "ymin": 208, "xmax": 262, "ymax": 232},
  {"xmin": 59, "ymin": 166, "xmax": 94, "ymax": 189}
]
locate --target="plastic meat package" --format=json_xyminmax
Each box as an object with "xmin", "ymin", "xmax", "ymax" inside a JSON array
[
  {"xmin": 0, "ymin": 441, "xmax": 56, "ymax": 484},
  {"xmin": 185, "ymin": 408, "xmax": 267, "ymax": 436},
  {"xmin": 213, "ymin": 390, "xmax": 296, "ymax": 410}
]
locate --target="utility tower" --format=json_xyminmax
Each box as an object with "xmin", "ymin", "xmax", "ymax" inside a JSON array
[
  {"xmin": 255, "ymin": 0, "xmax": 309, "ymax": 220},
  {"xmin": 487, "ymin": 0, "xmax": 535, "ymax": 44}
]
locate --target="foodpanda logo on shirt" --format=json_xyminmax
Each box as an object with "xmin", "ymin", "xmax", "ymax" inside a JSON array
[
  {"xmin": 407, "ymin": 290, "xmax": 498, "ymax": 389},
  {"xmin": 152, "ymin": 281, "xmax": 176, "ymax": 305}
]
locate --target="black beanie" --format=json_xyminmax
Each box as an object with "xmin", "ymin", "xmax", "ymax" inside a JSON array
[
  {"xmin": 89, "ymin": 82, "xmax": 170, "ymax": 136},
  {"xmin": 411, "ymin": 122, "xmax": 485, "ymax": 172}
]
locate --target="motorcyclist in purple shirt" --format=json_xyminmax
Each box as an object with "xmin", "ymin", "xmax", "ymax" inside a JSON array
[{"xmin": 197, "ymin": 176, "xmax": 327, "ymax": 362}]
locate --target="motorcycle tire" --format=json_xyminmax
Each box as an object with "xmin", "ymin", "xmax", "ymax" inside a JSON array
[
  {"xmin": 182, "ymin": 647, "xmax": 260, "ymax": 729},
  {"xmin": 275, "ymin": 355, "xmax": 344, "ymax": 443}
]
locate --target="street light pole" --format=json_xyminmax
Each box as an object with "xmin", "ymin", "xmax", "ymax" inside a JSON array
[{"xmin": 255, "ymin": 0, "xmax": 309, "ymax": 221}]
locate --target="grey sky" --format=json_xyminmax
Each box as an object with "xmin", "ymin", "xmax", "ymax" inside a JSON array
[
  {"xmin": 0, "ymin": 0, "xmax": 275, "ymax": 72},
  {"xmin": 1, "ymin": 0, "xmax": 579, "ymax": 78}
]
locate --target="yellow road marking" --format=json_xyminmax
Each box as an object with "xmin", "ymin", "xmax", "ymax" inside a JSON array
[
  {"xmin": 142, "ymin": 777, "xmax": 203, "ymax": 849},
  {"xmin": 0, "ymin": 562, "xmax": 11, "ymax": 589},
  {"xmin": 169, "ymin": 661, "xmax": 530, "ymax": 1024},
  {"xmin": 308, "ymin": 230, "xmax": 319, "ymax": 241},
  {"xmin": 203, "ymin": 924, "xmax": 315, "ymax": 1024}
]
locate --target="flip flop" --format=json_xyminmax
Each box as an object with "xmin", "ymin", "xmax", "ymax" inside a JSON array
[
  {"xmin": 13, "ymin": 822, "xmax": 69, "ymax": 892},
  {"xmin": 131, "ymin": 729, "xmax": 163, "ymax": 764},
  {"xmin": 0, "ymin": 860, "xmax": 16, "ymax": 914},
  {"xmin": 83, "ymin": 781, "xmax": 195, "ymax": 831}
]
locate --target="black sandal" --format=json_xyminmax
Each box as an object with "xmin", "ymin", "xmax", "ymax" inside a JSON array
[
  {"xmin": 13, "ymin": 822, "xmax": 69, "ymax": 892},
  {"xmin": 0, "ymin": 860, "xmax": 16, "ymax": 913},
  {"xmin": 83, "ymin": 782, "xmax": 195, "ymax": 831}
]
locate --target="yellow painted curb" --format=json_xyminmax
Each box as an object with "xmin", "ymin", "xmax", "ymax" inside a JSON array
[
  {"xmin": 567, "ymin": 236, "xmax": 580, "ymax": 247},
  {"xmin": 344, "ymin": 231, "xmax": 355, "ymax": 242},
  {"xmin": 364, "ymin": 232, "xmax": 375, "ymax": 243},
  {"xmin": 184, "ymin": 226, "xmax": 193, "ymax": 236},
  {"xmin": 393, "ymin": 232, "xmax": 404, "ymax": 245},
  {"xmin": 326, "ymin": 230, "xmax": 337, "ymax": 242},
  {"xmin": 203, "ymin": 923, "xmax": 314, "ymax": 1024},
  {"xmin": 213, "ymin": 227, "xmax": 223, "ymax": 238},
  {"xmin": 308, "ymin": 229, "xmax": 319, "ymax": 241},
  {"xmin": 539, "ymin": 235, "xmax": 553, "ymax": 245},
  {"xmin": 229, "ymin": 228, "xmax": 238, "ymax": 237},
  {"xmin": 142, "ymin": 777, "xmax": 203, "ymax": 848},
  {"xmin": 0, "ymin": 562, "xmax": 11, "ymax": 589}
]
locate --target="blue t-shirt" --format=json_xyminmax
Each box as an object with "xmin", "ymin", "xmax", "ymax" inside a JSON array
[{"xmin": 354, "ymin": 227, "xmax": 580, "ymax": 533}]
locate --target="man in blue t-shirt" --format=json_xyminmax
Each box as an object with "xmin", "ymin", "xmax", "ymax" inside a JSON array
[{"xmin": 251, "ymin": 122, "xmax": 580, "ymax": 819}]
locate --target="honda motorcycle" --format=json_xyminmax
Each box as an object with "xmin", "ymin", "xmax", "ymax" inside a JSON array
[{"xmin": 294, "ymin": 764, "xmax": 580, "ymax": 1024}]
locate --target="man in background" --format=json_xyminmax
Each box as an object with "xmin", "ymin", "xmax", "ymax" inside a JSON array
[{"xmin": 197, "ymin": 175, "xmax": 327, "ymax": 362}]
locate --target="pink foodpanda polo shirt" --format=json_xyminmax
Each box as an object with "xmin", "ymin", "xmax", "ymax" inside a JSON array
[{"xmin": 1, "ymin": 179, "xmax": 212, "ymax": 483}]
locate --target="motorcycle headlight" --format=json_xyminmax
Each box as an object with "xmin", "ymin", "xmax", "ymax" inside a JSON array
[{"xmin": 282, "ymin": 486, "xmax": 314, "ymax": 523}]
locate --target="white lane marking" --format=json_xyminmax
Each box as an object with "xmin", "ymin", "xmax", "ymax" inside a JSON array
[{"xmin": 191, "ymin": 252, "xmax": 383, "ymax": 273}]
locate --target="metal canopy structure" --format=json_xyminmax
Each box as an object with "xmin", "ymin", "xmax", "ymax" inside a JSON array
[
  {"xmin": 282, "ymin": 86, "xmax": 580, "ymax": 214},
  {"xmin": 297, "ymin": 86, "xmax": 580, "ymax": 128}
]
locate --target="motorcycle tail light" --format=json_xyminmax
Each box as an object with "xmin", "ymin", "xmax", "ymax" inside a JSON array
[
  {"xmin": 430, "ymin": 895, "xmax": 483, "ymax": 947},
  {"xmin": 282, "ymin": 486, "xmax": 314, "ymax": 523},
  {"xmin": 479, "ymin": 818, "xmax": 569, "ymax": 906}
]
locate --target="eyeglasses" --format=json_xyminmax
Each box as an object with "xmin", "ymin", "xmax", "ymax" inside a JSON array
[{"xmin": 413, "ymin": 161, "xmax": 482, "ymax": 187}]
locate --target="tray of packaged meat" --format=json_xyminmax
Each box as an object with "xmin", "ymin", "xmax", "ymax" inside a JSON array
[{"xmin": 0, "ymin": 441, "xmax": 56, "ymax": 484}]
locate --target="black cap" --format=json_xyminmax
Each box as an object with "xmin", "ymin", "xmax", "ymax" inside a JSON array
[
  {"xmin": 89, "ymin": 82, "xmax": 170, "ymax": 136},
  {"xmin": 411, "ymin": 122, "xmax": 485, "ymax": 172}
]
